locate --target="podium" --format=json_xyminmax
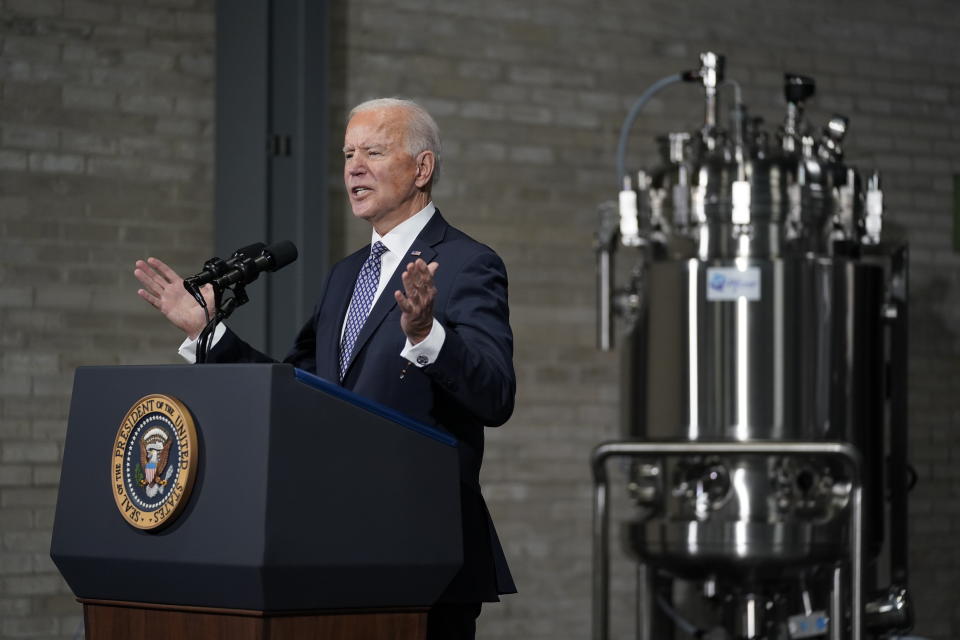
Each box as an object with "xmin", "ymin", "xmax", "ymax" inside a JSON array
[{"xmin": 51, "ymin": 364, "xmax": 463, "ymax": 639}]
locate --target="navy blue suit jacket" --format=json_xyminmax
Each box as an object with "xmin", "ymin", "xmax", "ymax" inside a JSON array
[{"xmin": 207, "ymin": 211, "xmax": 517, "ymax": 603}]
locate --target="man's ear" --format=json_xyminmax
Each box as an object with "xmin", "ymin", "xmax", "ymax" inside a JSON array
[{"xmin": 414, "ymin": 150, "xmax": 435, "ymax": 188}]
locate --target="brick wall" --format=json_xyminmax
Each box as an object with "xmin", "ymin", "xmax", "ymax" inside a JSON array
[
  {"xmin": 3, "ymin": 1, "xmax": 960, "ymax": 639},
  {"xmin": 0, "ymin": 0, "xmax": 214, "ymax": 637}
]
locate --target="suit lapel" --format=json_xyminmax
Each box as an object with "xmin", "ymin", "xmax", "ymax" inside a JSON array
[{"xmin": 341, "ymin": 211, "xmax": 448, "ymax": 379}]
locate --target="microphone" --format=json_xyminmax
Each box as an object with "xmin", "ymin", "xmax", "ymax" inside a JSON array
[
  {"xmin": 209, "ymin": 240, "xmax": 298, "ymax": 290},
  {"xmin": 183, "ymin": 242, "xmax": 266, "ymax": 291},
  {"xmin": 183, "ymin": 241, "xmax": 298, "ymax": 292}
]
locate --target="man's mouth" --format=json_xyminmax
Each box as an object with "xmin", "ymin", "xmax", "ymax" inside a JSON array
[{"xmin": 352, "ymin": 187, "xmax": 372, "ymax": 195}]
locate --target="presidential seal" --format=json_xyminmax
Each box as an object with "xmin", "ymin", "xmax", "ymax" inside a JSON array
[{"xmin": 111, "ymin": 394, "xmax": 199, "ymax": 530}]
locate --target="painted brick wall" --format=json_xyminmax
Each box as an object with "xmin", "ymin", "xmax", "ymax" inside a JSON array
[
  {"xmin": 3, "ymin": 1, "xmax": 960, "ymax": 639},
  {"xmin": 0, "ymin": 0, "xmax": 214, "ymax": 637}
]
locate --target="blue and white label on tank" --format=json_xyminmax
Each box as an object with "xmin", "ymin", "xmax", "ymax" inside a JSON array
[{"xmin": 706, "ymin": 266, "xmax": 761, "ymax": 301}]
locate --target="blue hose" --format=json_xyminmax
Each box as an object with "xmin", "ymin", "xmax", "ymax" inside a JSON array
[{"xmin": 615, "ymin": 73, "xmax": 684, "ymax": 189}]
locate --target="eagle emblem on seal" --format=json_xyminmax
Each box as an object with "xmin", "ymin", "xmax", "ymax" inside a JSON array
[{"xmin": 139, "ymin": 426, "xmax": 174, "ymax": 498}]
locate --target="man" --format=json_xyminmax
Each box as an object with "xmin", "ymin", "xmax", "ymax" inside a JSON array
[{"xmin": 134, "ymin": 98, "xmax": 516, "ymax": 639}]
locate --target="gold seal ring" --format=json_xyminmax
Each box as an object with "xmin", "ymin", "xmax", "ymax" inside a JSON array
[{"xmin": 110, "ymin": 394, "xmax": 199, "ymax": 530}]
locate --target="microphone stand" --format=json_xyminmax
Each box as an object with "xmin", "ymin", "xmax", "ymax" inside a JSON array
[
  {"xmin": 182, "ymin": 240, "xmax": 296, "ymax": 363},
  {"xmin": 184, "ymin": 279, "xmax": 249, "ymax": 364}
]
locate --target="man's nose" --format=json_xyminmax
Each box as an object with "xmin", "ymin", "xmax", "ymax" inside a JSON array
[{"xmin": 346, "ymin": 156, "xmax": 366, "ymax": 174}]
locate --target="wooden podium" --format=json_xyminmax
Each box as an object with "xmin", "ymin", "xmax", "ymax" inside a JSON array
[
  {"xmin": 80, "ymin": 599, "xmax": 427, "ymax": 640},
  {"xmin": 51, "ymin": 364, "xmax": 463, "ymax": 640}
]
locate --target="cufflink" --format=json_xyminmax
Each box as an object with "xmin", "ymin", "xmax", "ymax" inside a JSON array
[{"xmin": 416, "ymin": 354, "xmax": 429, "ymax": 366}]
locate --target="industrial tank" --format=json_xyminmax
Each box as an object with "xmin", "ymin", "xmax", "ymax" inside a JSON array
[{"xmin": 593, "ymin": 53, "xmax": 911, "ymax": 640}]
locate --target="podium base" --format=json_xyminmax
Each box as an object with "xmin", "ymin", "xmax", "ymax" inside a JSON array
[{"xmin": 80, "ymin": 599, "xmax": 428, "ymax": 640}]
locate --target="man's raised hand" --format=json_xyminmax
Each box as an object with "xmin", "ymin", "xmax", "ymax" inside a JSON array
[
  {"xmin": 134, "ymin": 257, "xmax": 212, "ymax": 340},
  {"xmin": 395, "ymin": 258, "xmax": 439, "ymax": 345}
]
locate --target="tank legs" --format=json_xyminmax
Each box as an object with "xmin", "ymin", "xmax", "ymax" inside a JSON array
[
  {"xmin": 830, "ymin": 565, "xmax": 844, "ymax": 640},
  {"xmin": 636, "ymin": 563, "xmax": 654, "ymax": 640}
]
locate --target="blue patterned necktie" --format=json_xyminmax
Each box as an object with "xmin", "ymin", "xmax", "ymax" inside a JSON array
[{"xmin": 339, "ymin": 241, "xmax": 388, "ymax": 380}]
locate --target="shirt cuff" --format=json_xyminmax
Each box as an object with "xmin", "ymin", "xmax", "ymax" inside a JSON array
[
  {"xmin": 401, "ymin": 318, "xmax": 445, "ymax": 367},
  {"xmin": 178, "ymin": 323, "xmax": 226, "ymax": 363}
]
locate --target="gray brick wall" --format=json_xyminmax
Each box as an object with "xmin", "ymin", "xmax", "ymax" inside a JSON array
[
  {"xmin": 3, "ymin": 1, "xmax": 960, "ymax": 639},
  {"xmin": 0, "ymin": 0, "xmax": 214, "ymax": 637}
]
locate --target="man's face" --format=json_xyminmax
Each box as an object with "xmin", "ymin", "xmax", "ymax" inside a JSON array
[{"xmin": 343, "ymin": 107, "xmax": 423, "ymax": 233}]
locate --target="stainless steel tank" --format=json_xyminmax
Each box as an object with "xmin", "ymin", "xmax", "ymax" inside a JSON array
[
  {"xmin": 593, "ymin": 53, "xmax": 910, "ymax": 640},
  {"xmin": 624, "ymin": 256, "xmax": 885, "ymax": 574}
]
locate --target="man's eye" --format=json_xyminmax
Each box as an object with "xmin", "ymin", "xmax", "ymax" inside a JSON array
[
  {"xmin": 369, "ymin": 150, "xmax": 381, "ymax": 156},
  {"xmin": 344, "ymin": 152, "xmax": 353, "ymax": 159}
]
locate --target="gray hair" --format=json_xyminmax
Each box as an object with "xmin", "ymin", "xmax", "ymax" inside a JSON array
[{"xmin": 349, "ymin": 98, "xmax": 442, "ymax": 185}]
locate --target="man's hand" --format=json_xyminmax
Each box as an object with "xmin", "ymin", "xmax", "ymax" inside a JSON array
[
  {"xmin": 395, "ymin": 259, "xmax": 439, "ymax": 345},
  {"xmin": 134, "ymin": 257, "xmax": 213, "ymax": 340}
]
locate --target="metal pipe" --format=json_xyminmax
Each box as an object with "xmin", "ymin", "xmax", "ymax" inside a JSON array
[
  {"xmin": 852, "ymin": 485, "xmax": 863, "ymax": 640},
  {"xmin": 699, "ymin": 52, "xmax": 723, "ymax": 130},
  {"xmin": 637, "ymin": 563, "xmax": 653, "ymax": 640},
  {"xmin": 831, "ymin": 565, "xmax": 843, "ymax": 640},
  {"xmin": 597, "ymin": 247, "xmax": 613, "ymax": 351},
  {"xmin": 744, "ymin": 593, "xmax": 759, "ymax": 639},
  {"xmin": 594, "ymin": 200, "xmax": 620, "ymax": 351},
  {"xmin": 592, "ymin": 460, "xmax": 610, "ymax": 640},
  {"xmin": 887, "ymin": 244, "xmax": 910, "ymax": 586},
  {"xmin": 592, "ymin": 440, "xmax": 863, "ymax": 461},
  {"xmin": 591, "ymin": 441, "xmax": 864, "ymax": 640}
]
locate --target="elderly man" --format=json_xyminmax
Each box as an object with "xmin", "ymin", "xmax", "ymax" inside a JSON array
[{"xmin": 134, "ymin": 98, "xmax": 516, "ymax": 639}]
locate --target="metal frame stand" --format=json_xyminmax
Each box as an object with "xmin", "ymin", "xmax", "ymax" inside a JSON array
[
  {"xmin": 591, "ymin": 441, "xmax": 864, "ymax": 640},
  {"xmin": 635, "ymin": 562, "xmax": 654, "ymax": 640}
]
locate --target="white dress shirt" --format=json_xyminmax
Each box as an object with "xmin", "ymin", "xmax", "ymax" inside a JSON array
[{"xmin": 179, "ymin": 202, "xmax": 445, "ymax": 370}]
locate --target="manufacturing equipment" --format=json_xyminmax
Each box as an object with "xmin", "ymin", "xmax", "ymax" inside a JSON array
[{"xmin": 591, "ymin": 53, "xmax": 912, "ymax": 640}]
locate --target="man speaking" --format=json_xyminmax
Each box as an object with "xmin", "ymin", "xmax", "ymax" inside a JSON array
[{"xmin": 134, "ymin": 98, "xmax": 516, "ymax": 639}]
